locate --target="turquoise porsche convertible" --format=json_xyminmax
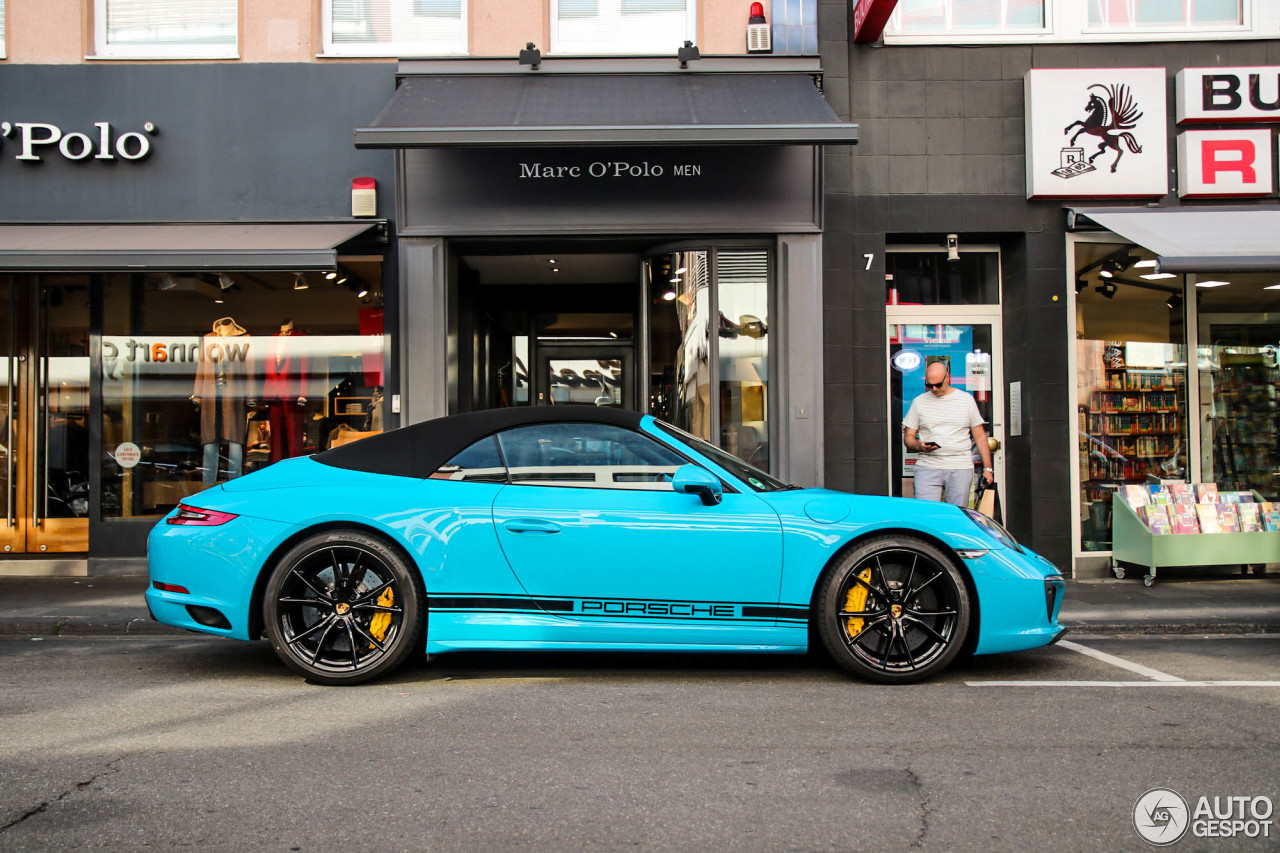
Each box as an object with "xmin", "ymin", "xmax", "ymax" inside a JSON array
[{"xmin": 147, "ymin": 408, "xmax": 1066, "ymax": 685}]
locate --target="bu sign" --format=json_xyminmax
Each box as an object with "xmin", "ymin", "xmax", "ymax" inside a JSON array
[
  {"xmin": 1177, "ymin": 129, "xmax": 1275, "ymax": 198},
  {"xmin": 1176, "ymin": 67, "xmax": 1280, "ymax": 124}
]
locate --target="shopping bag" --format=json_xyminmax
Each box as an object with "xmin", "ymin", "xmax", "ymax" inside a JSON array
[{"xmin": 975, "ymin": 478, "xmax": 1002, "ymax": 523}]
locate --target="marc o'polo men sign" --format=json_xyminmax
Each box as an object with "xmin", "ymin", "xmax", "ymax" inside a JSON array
[{"xmin": 517, "ymin": 158, "xmax": 705, "ymax": 180}]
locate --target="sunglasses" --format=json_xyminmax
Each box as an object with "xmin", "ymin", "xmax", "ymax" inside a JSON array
[{"xmin": 924, "ymin": 380, "xmax": 946, "ymax": 390}]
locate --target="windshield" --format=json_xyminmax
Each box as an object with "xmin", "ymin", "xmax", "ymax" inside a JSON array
[{"xmin": 655, "ymin": 421, "xmax": 793, "ymax": 492}]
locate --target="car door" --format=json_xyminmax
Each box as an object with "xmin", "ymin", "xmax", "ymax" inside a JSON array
[{"xmin": 490, "ymin": 422, "xmax": 784, "ymax": 641}]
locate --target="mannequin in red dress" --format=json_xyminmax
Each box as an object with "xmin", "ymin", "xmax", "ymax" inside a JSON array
[{"xmin": 262, "ymin": 319, "xmax": 309, "ymax": 462}]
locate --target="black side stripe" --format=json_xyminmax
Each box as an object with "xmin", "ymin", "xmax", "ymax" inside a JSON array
[
  {"xmin": 431, "ymin": 596, "xmax": 574, "ymax": 613},
  {"xmin": 742, "ymin": 606, "xmax": 811, "ymax": 619}
]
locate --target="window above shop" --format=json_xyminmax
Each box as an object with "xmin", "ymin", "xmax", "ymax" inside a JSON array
[
  {"xmin": 93, "ymin": 0, "xmax": 238, "ymax": 59},
  {"xmin": 551, "ymin": 0, "xmax": 696, "ymax": 55},
  {"xmin": 883, "ymin": 0, "xmax": 1269, "ymax": 43},
  {"xmin": 0, "ymin": 0, "xmax": 7, "ymax": 59},
  {"xmin": 322, "ymin": 0, "xmax": 467, "ymax": 57}
]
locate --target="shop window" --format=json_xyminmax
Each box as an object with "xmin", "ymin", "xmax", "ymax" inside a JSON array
[
  {"xmin": 1074, "ymin": 243, "xmax": 1189, "ymax": 553},
  {"xmin": 101, "ymin": 265, "xmax": 385, "ymax": 520},
  {"xmin": 1086, "ymin": 0, "xmax": 1243, "ymax": 30},
  {"xmin": 552, "ymin": 0, "xmax": 695, "ymax": 55},
  {"xmin": 886, "ymin": 251, "xmax": 1000, "ymax": 305},
  {"xmin": 95, "ymin": 0, "xmax": 238, "ymax": 59},
  {"xmin": 1194, "ymin": 272, "xmax": 1280, "ymax": 501},
  {"xmin": 324, "ymin": 0, "xmax": 466, "ymax": 56},
  {"xmin": 887, "ymin": 0, "xmax": 1047, "ymax": 35},
  {"xmin": 717, "ymin": 250, "xmax": 770, "ymax": 471},
  {"xmin": 496, "ymin": 422, "xmax": 685, "ymax": 490}
]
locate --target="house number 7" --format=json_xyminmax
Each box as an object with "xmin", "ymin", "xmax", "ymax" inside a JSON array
[{"xmin": 864, "ymin": 253, "xmax": 874, "ymax": 271}]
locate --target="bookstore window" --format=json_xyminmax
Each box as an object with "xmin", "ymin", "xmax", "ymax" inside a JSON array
[
  {"xmin": 100, "ymin": 263, "xmax": 385, "ymax": 520},
  {"xmin": 1074, "ymin": 242, "xmax": 1188, "ymax": 552},
  {"xmin": 1194, "ymin": 270, "xmax": 1280, "ymax": 502}
]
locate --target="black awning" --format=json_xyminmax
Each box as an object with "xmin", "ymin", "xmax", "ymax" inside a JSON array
[
  {"xmin": 354, "ymin": 72, "xmax": 859, "ymax": 148},
  {"xmin": 1068, "ymin": 206, "xmax": 1280, "ymax": 273},
  {"xmin": 0, "ymin": 222, "xmax": 379, "ymax": 271}
]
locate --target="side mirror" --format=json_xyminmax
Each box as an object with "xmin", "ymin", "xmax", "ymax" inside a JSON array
[{"xmin": 672, "ymin": 464, "xmax": 723, "ymax": 506}]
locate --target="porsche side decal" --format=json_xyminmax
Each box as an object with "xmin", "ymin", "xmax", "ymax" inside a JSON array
[{"xmin": 429, "ymin": 595, "xmax": 809, "ymax": 622}]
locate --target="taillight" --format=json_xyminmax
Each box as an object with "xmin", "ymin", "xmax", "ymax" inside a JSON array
[
  {"xmin": 167, "ymin": 504, "xmax": 239, "ymax": 526},
  {"xmin": 152, "ymin": 581, "xmax": 190, "ymax": 594}
]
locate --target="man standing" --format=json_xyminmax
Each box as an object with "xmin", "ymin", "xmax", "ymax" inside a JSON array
[{"xmin": 902, "ymin": 361, "xmax": 994, "ymax": 506}]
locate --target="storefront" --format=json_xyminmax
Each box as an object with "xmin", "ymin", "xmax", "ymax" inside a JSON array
[
  {"xmin": 0, "ymin": 64, "xmax": 397, "ymax": 574},
  {"xmin": 1024, "ymin": 65, "xmax": 1280, "ymax": 576},
  {"xmin": 355, "ymin": 56, "xmax": 857, "ymax": 488}
]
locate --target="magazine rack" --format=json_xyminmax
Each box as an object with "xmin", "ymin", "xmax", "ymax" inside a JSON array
[{"xmin": 1111, "ymin": 491, "xmax": 1280, "ymax": 585}]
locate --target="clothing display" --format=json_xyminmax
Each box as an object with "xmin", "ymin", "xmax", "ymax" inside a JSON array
[
  {"xmin": 263, "ymin": 322, "xmax": 309, "ymax": 463},
  {"xmin": 193, "ymin": 317, "xmax": 254, "ymax": 484}
]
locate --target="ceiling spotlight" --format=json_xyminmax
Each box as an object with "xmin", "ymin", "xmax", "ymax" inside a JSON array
[
  {"xmin": 1167, "ymin": 293, "xmax": 1182, "ymax": 311},
  {"xmin": 335, "ymin": 276, "xmax": 348, "ymax": 286},
  {"xmin": 217, "ymin": 273, "xmax": 234, "ymax": 290},
  {"xmin": 293, "ymin": 273, "xmax": 309, "ymax": 291},
  {"xmin": 214, "ymin": 296, "xmax": 224, "ymax": 305},
  {"xmin": 324, "ymin": 271, "xmax": 337, "ymax": 280},
  {"xmin": 1075, "ymin": 278, "xmax": 1088, "ymax": 294},
  {"xmin": 1196, "ymin": 280, "xmax": 1230, "ymax": 288},
  {"xmin": 1264, "ymin": 284, "xmax": 1280, "ymax": 291},
  {"xmin": 158, "ymin": 274, "xmax": 177, "ymax": 291},
  {"xmin": 548, "ymin": 259, "xmax": 557, "ymax": 264},
  {"xmin": 553, "ymin": 268, "xmax": 560, "ymax": 273},
  {"xmin": 1141, "ymin": 273, "xmax": 1176, "ymax": 280},
  {"xmin": 357, "ymin": 288, "xmax": 369, "ymax": 298},
  {"xmin": 674, "ymin": 267, "xmax": 687, "ymax": 274},
  {"xmin": 662, "ymin": 290, "xmax": 677, "ymax": 301},
  {"xmin": 670, "ymin": 277, "xmax": 681, "ymax": 283},
  {"xmin": 1134, "ymin": 260, "xmax": 1158, "ymax": 269},
  {"xmin": 1096, "ymin": 281, "xmax": 1117, "ymax": 299},
  {"xmin": 1098, "ymin": 268, "xmax": 1113, "ymax": 279}
]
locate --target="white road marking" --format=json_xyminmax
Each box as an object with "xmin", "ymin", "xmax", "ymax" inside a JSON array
[
  {"xmin": 966, "ymin": 681, "xmax": 1280, "ymax": 688},
  {"xmin": 1056, "ymin": 639, "xmax": 1184, "ymax": 682}
]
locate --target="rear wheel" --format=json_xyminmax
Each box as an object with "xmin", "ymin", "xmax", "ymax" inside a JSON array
[
  {"xmin": 264, "ymin": 530, "xmax": 425, "ymax": 685},
  {"xmin": 816, "ymin": 536, "xmax": 970, "ymax": 684}
]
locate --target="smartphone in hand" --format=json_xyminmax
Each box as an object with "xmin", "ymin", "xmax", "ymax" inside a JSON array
[{"xmin": 922, "ymin": 441, "xmax": 940, "ymax": 450}]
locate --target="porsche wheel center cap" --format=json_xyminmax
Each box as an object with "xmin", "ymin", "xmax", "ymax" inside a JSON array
[
  {"xmin": 335, "ymin": 602, "xmax": 351, "ymax": 616},
  {"xmin": 890, "ymin": 604, "xmax": 903, "ymax": 619}
]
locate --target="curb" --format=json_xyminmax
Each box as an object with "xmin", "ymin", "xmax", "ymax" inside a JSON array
[
  {"xmin": 0, "ymin": 618, "xmax": 187, "ymax": 637},
  {"xmin": 1062, "ymin": 621, "xmax": 1280, "ymax": 635}
]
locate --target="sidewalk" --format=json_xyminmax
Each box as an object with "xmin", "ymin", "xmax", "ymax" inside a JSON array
[{"xmin": 1, "ymin": 575, "xmax": 1278, "ymax": 637}]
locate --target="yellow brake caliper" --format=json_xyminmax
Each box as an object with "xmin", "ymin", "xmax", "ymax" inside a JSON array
[
  {"xmin": 844, "ymin": 568, "xmax": 874, "ymax": 640},
  {"xmin": 368, "ymin": 587, "xmax": 395, "ymax": 648}
]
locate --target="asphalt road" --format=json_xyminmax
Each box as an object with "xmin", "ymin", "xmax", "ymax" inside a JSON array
[{"xmin": 1, "ymin": 635, "xmax": 1278, "ymax": 852}]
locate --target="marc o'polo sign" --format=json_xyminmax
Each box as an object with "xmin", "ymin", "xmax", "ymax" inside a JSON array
[
  {"xmin": 0, "ymin": 120, "xmax": 158, "ymax": 162},
  {"xmin": 1177, "ymin": 67, "xmax": 1280, "ymax": 123},
  {"xmin": 517, "ymin": 157, "xmax": 705, "ymax": 180}
]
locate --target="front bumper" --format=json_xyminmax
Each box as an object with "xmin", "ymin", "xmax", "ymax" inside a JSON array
[
  {"xmin": 146, "ymin": 514, "xmax": 298, "ymax": 641},
  {"xmin": 967, "ymin": 546, "xmax": 1067, "ymax": 656}
]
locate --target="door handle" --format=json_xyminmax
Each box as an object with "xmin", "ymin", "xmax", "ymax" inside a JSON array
[{"xmin": 502, "ymin": 518, "xmax": 563, "ymax": 535}]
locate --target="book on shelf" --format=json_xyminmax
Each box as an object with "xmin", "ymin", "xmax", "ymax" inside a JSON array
[
  {"xmin": 1168, "ymin": 482, "xmax": 1193, "ymax": 502},
  {"xmin": 1143, "ymin": 504, "xmax": 1172, "ymax": 535},
  {"xmin": 1221, "ymin": 491, "xmax": 1255, "ymax": 504},
  {"xmin": 1219, "ymin": 505, "xmax": 1241, "ymax": 533},
  {"xmin": 1196, "ymin": 503, "xmax": 1222, "ymax": 534},
  {"xmin": 1239, "ymin": 503, "xmax": 1263, "ymax": 533},
  {"xmin": 1196, "ymin": 483, "xmax": 1219, "ymax": 503},
  {"xmin": 1265, "ymin": 507, "xmax": 1280, "ymax": 533},
  {"xmin": 1172, "ymin": 502, "xmax": 1200, "ymax": 534},
  {"xmin": 1122, "ymin": 485, "xmax": 1150, "ymax": 508}
]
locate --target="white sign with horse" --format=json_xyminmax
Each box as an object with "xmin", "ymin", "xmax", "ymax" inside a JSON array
[{"xmin": 1024, "ymin": 68, "xmax": 1168, "ymax": 199}]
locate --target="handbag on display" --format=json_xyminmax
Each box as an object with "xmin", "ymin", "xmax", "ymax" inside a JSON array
[{"xmin": 974, "ymin": 478, "xmax": 1002, "ymax": 523}]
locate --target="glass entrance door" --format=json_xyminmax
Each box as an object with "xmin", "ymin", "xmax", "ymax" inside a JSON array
[
  {"xmin": 0, "ymin": 275, "xmax": 91, "ymax": 554},
  {"xmin": 886, "ymin": 313, "xmax": 1004, "ymax": 506}
]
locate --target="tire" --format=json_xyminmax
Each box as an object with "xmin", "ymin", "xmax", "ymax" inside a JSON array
[
  {"xmin": 263, "ymin": 530, "xmax": 425, "ymax": 686},
  {"xmin": 816, "ymin": 536, "xmax": 971, "ymax": 684}
]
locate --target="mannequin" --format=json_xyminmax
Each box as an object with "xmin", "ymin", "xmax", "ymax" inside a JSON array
[
  {"xmin": 262, "ymin": 318, "xmax": 309, "ymax": 463},
  {"xmin": 192, "ymin": 317, "xmax": 254, "ymax": 485}
]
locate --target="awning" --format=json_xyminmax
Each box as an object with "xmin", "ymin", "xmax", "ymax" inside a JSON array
[
  {"xmin": 354, "ymin": 72, "xmax": 859, "ymax": 148},
  {"xmin": 1068, "ymin": 206, "xmax": 1280, "ymax": 273},
  {"xmin": 0, "ymin": 222, "xmax": 379, "ymax": 271}
]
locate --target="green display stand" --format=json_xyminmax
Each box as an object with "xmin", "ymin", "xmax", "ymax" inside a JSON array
[{"xmin": 1111, "ymin": 493, "xmax": 1280, "ymax": 585}]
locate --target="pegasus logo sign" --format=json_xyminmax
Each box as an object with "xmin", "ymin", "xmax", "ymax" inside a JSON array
[{"xmin": 1061, "ymin": 83, "xmax": 1145, "ymax": 176}]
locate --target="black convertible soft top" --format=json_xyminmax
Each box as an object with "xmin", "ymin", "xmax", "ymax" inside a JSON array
[{"xmin": 313, "ymin": 406, "xmax": 645, "ymax": 479}]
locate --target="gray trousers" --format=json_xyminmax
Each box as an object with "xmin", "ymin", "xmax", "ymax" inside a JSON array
[{"xmin": 913, "ymin": 466, "xmax": 974, "ymax": 507}]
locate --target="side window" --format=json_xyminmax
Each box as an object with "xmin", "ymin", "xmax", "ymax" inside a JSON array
[
  {"xmin": 430, "ymin": 436, "xmax": 507, "ymax": 483},
  {"xmin": 496, "ymin": 423, "xmax": 686, "ymax": 490}
]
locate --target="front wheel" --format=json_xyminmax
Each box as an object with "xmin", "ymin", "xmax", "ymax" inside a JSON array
[
  {"xmin": 816, "ymin": 536, "xmax": 971, "ymax": 684},
  {"xmin": 264, "ymin": 530, "xmax": 425, "ymax": 685}
]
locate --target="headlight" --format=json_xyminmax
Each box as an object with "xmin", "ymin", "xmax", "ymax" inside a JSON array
[{"xmin": 962, "ymin": 508, "xmax": 1022, "ymax": 552}]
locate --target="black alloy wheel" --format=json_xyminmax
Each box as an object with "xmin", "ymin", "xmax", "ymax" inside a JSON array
[
  {"xmin": 816, "ymin": 536, "xmax": 970, "ymax": 684},
  {"xmin": 264, "ymin": 530, "xmax": 425, "ymax": 685}
]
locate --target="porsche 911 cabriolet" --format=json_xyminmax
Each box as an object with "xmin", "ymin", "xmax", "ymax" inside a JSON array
[{"xmin": 147, "ymin": 408, "xmax": 1066, "ymax": 685}]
